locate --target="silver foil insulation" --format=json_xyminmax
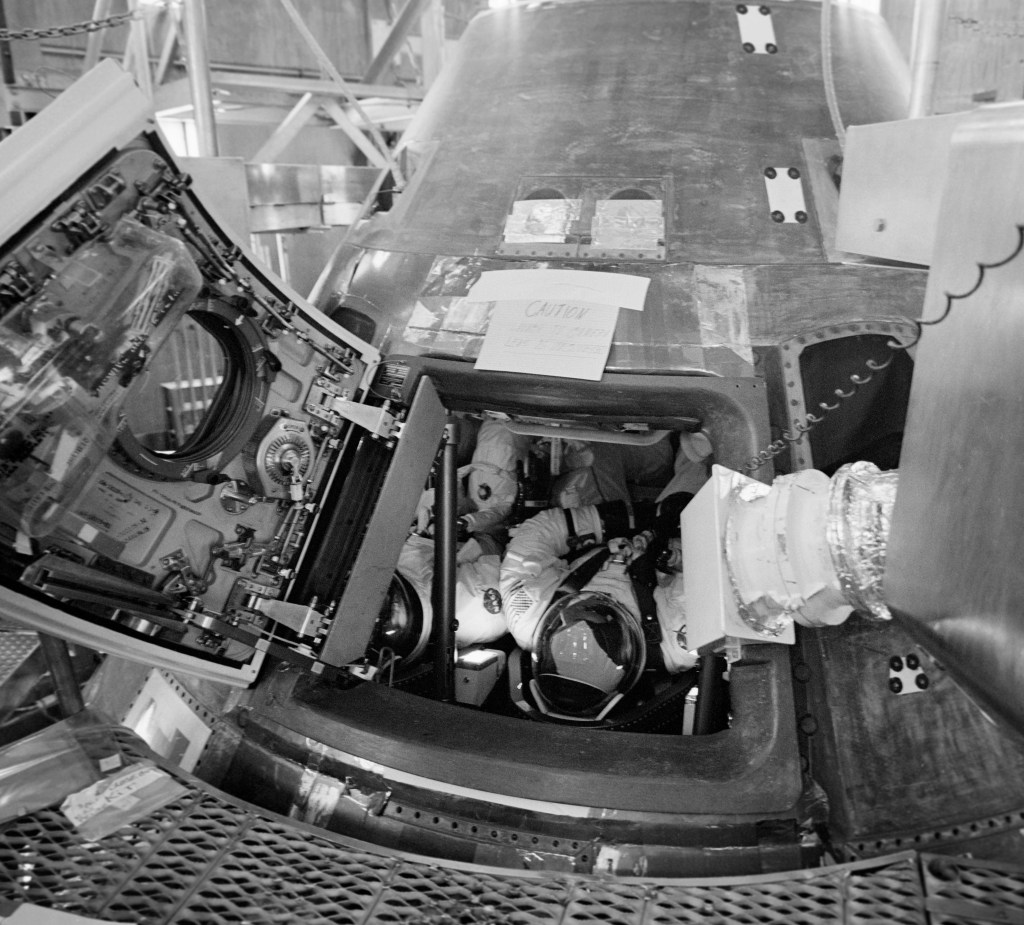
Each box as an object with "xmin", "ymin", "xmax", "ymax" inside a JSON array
[
  {"xmin": 825, "ymin": 461, "xmax": 898, "ymax": 622},
  {"xmin": 724, "ymin": 462, "xmax": 897, "ymax": 636}
]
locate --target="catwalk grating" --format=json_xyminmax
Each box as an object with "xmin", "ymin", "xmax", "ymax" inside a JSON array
[
  {"xmin": 922, "ymin": 852, "xmax": 1024, "ymax": 924},
  {"xmin": 0, "ymin": 725, "xmax": 1018, "ymax": 924}
]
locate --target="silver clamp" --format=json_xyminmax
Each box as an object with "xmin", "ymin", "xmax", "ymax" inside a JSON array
[{"xmin": 329, "ymin": 396, "xmax": 400, "ymax": 440}]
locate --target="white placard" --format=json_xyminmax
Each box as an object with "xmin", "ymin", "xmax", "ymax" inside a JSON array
[
  {"xmin": 60, "ymin": 763, "xmax": 166, "ymax": 827},
  {"xmin": 763, "ymin": 168, "xmax": 807, "ymax": 223},
  {"xmin": 736, "ymin": 5, "xmax": 777, "ymax": 54},
  {"xmin": 467, "ymin": 269, "xmax": 649, "ymax": 310},
  {"xmin": 473, "ymin": 299, "xmax": 619, "ymax": 381}
]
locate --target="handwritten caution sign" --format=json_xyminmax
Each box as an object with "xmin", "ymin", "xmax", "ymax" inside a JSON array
[
  {"xmin": 473, "ymin": 299, "xmax": 619, "ymax": 380},
  {"xmin": 468, "ymin": 270, "xmax": 649, "ymax": 381}
]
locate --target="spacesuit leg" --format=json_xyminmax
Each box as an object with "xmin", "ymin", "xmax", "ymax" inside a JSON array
[
  {"xmin": 656, "ymin": 432, "xmax": 712, "ymax": 502},
  {"xmin": 653, "ymin": 572, "xmax": 698, "ymax": 673}
]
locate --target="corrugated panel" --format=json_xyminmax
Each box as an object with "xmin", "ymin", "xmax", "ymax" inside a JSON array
[{"xmin": 0, "ymin": 725, "xmax": 1014, "ymax": 925}]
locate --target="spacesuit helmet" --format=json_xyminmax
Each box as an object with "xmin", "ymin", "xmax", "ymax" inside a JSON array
[
  {"xmin": 530, "ymin": 591, "xmax": 646, "ymax": 721},
  {"xmin": 371, "ymin": 572, "xmax": 429, "ymax": 665}
]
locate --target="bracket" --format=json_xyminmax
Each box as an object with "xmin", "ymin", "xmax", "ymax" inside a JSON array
[{"xmin": 736, "ymin": 4, "xmax": 778, "ymax": 55}]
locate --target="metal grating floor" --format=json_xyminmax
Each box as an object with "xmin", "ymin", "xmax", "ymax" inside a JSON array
[
  {"xmin": 922, "ymin": 852, "xmax": 1024, "ymax": 924},
  {"xmin": 0, "ymin": 726, "xmax": 1020, "ymax": 924}
]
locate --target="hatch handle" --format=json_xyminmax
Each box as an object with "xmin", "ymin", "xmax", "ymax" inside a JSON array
[{"xmin": 329, "ymin": 396, "xmax": 400, "ymax": 440}]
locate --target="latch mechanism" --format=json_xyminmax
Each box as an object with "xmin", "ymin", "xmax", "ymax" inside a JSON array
[
  {"xmin": 330, "ymin": 397, "xmax": 400, "ymax": 439},
  {"xmin": 305, "ymin": 374, "xmax": 400, "ymax": 440},
  {"xmin": 250, "ymin": 595, "xmax": 327, "ymax": 638}
]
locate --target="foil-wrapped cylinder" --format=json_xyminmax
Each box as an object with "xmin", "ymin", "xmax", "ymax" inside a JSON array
[
  {"xmin": 502, "ymin": 199, "xmax": 580, "ymax": 243},
  {"xmin": 825, "ymin": 461, "xmax": 899, "ymax": 621},
  {"xmin": 724, "ymin": 470, "xmax": 850, "ymax": 636}
]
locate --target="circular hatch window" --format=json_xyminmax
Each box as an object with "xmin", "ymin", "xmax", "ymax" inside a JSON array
[{"xmin": 116, "ymin": 298, "xmax": 273, "ymax": 481}]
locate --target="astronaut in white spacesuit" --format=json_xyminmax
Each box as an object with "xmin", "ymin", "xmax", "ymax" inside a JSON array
[
  {"xmin": 414, "ymin": 417, "xmax": 532, "ymax": 539},
  {"xmin": 395, "ymin": 417, "xmax": 531, "ymax": 652},
  {"xmin": 392, "ymin": 423, "xmax": 710, "ymax": 712},
  {"xmin": 499, "ymin": 431, "xmax": 711, "ymax": 721}
]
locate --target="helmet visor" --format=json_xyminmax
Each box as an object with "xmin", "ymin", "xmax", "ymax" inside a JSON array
[{"xmin": 532, "ymin": 591, "xmax": 645, "ymax": 719}]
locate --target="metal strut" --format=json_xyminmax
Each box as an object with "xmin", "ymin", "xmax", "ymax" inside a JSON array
[{"xmin": 433, "ymin": 420, "xmax": 459, "ymax": 702}]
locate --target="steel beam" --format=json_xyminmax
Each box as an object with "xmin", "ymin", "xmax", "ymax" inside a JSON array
[
  {"xmin": 154, "ymin": 2, "xmax": 183, "ymax": 86},
  {"xmin": 182, "ymin": 0, "xmax": 219, "ymax": 156},
  {"xmin": 251, "ymin": 91, "xmax": 320, "ymax": 163},
  {"xmin": 123, "ymin": 1, "xmax": 153, "ymax": 99},
  {"xmin": 83, "ymin": 0, "xmax": 113, "ymax": 72},
  {"xmin": 363, "ymin": 0, "xmax": 432, "ymax": 85},
  {"xmin": 320, "ymin": 98, "xmax": 390, "ymax": 170},
  {"xmin": 419, "ymin": 0, "xmax": 445, "ymax": 89},
  {"xmin": 908, "ymin": 0, "xmax": 946, "ymax": 118},
  {"xmin": 211, "ymin": 70, "xmax": 425, "ymax": 102},
  {"xmin": 276, "ymin": 0, "xmax": 402, "ymax": 184}
]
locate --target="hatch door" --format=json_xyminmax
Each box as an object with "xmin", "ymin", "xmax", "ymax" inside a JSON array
[{"xmin": 0, "ymin": 61, "xmax": 442, "ymax": 686}]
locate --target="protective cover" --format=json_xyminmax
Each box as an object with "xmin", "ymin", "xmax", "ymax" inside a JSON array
[{"xmin": 0, "ymin": 218, "xmax": 202, "ymax": 539}]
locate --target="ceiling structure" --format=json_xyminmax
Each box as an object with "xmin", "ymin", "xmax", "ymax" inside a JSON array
[
  {"xmin": 2, "ymin": 0, "xmax": 1024, "ymax": 294},
  {"xmin": 0, "ymin": 0, "xmax": 482, "ymax": 292}
]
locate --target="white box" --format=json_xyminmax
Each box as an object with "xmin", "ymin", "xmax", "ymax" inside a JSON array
[{"xmin": 682, "ymin": 465, "xmax": 795, "ymax": 653}]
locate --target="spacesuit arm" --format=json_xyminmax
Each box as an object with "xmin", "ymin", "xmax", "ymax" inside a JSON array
[
  {"xmin": 415, "ymin": 419, "xmax": 530, "ymax": 535},
  {"xmin": 653, "ymin": 571, "xmax": 698, "ymax": 672},
  {"xmin": 499, "ymin": 505, "xmax": 604, "ymax": 649},
  {"xmin": 461, "ymin": 419, "xmax": 532, "ymax": 531}
]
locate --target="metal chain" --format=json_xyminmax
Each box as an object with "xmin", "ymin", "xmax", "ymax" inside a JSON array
[
  {"xmin": 0, "ymin": 10, "xmax": 147, "ymax": 42},
  {"xmin": 741, "ymin": 344, "xmax": 907, "ymax": 474},
  {"xmin": 743, "ymin": 224, "xmax": 1024, "ymax": 474}
]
